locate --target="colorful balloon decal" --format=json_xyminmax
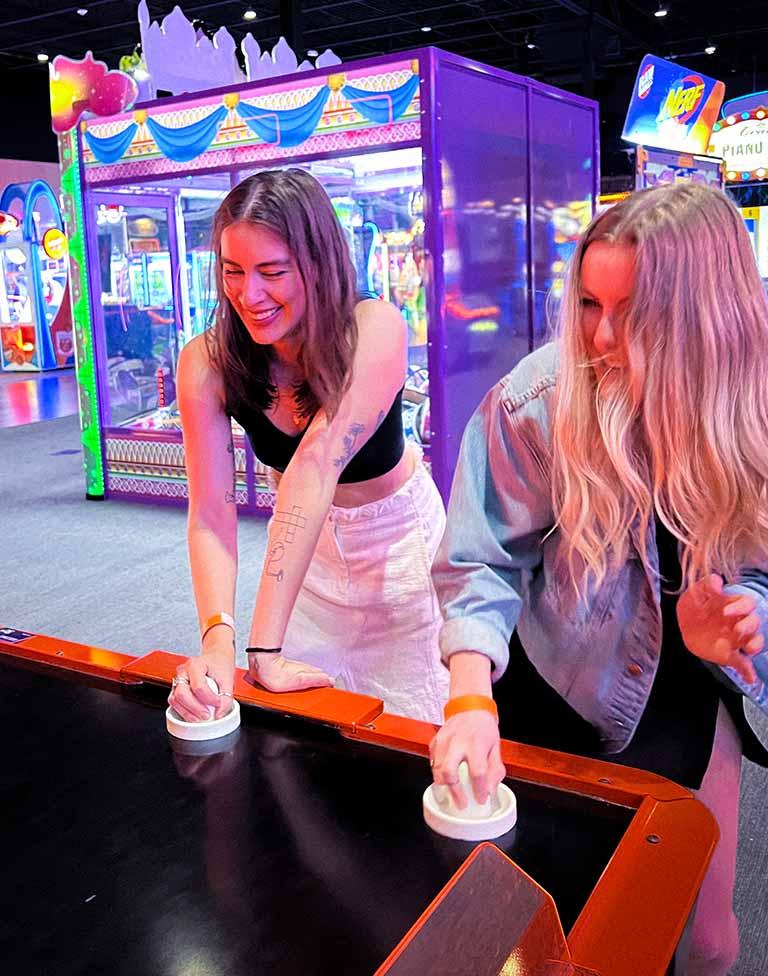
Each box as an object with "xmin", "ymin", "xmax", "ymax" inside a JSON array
[{"xmin": 49, "ymin": 52, "xmax": 138, "ymax": 134}]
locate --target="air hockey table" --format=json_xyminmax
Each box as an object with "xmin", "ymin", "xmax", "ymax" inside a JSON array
[{"xmin": 0, "ymin": 628, "xmax": 718, "ymax": 976}]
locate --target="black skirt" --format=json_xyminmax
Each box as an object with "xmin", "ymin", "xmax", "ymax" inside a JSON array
[{"xmin": 494, "ymin": 520, "xmax": 767, "ymax": 791}]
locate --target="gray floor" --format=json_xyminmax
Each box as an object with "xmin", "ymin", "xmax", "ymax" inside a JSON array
[
  {"xmin": 2, "ymin": 415, "xmax": 766, "ymax": 974},
  {"xmin": 0, "ymin": 415, "xmax": 267, "ymax": 667}
]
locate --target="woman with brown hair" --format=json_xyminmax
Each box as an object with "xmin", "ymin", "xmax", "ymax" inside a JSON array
[
  {"xmin": 168, "ymin": 168, "xmax": 448, "ymax": 724},
  {"xmin": 430, "ymin": 183, "xmax": 768, "ymax": 975}
]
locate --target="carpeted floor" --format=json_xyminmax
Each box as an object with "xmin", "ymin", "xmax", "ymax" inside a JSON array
[
  {"xmin": 2, "ymin": 414, "xmax": 766, "ymax": 974},
  {"xmin": 0, "ymin": 415, "xmax": 267, "ymax": 666}
]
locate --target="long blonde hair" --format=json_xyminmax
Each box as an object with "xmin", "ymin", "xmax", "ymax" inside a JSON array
[{"xmin": 552, "ymin": 183, "xmax": 768, "ymax": 593}]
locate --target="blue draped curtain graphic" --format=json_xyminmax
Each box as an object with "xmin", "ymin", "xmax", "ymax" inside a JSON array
[
  {"xmin": 82, "ymin": 72, "xmax": 419, "ymax": 165},
  {"xmin": 341, "ymin": 74, "xmax": 419, "ymax": 125},
  {"xmin": 84, "ymin": 122, "xmax": 139, "ymax": 164},
  {"xmin": 145, "ymin": 105, "xmax": 229, "ymax": 163},
  {"xmin": 235, "ymin": 87, "xmax": 330, "ymax": 147}
]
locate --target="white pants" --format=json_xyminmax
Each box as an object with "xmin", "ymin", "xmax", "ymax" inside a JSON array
[{"xmin": 281, "ymin": 457, "xmax": 449, "ymax": 724}]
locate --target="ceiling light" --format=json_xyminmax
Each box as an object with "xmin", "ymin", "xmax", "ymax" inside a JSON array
[
  {"xmin": 307, "ymin": 49, "xmax": 319, "ymax": 57},
  {"xmin": 421, "ymin": 26, "xmax": 432, "ymax": 33},
  {"xmin": 243, "ymin": 7, "xmax": 257, "ymax": 21},
  {"xmin": 705, "ymin": 42, "xmax": 717, "ymax": 55},
  {"xmin": 654, "ymin": 3, "xmax": 668, "ymax": 17},
  {"xmin": 76, "ymin": 7, "xmax": 88, "ymax": 14},
  {"xmin": 525, "ymin": 34, "xmax": 536, "ymax": 50},
  {"xmin": 37, "ymin": 52, "xmax": 49, "ymax": 62}
]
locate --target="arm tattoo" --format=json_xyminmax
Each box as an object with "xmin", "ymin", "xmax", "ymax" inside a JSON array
[
  {"xmin": 265, "ymin": 505, "xmax": 307, "ymax": 583},
  {"xmin": 333, "ymin": 422, "xmax": 366, "ymax": 469},
  {"xmin": 225, "ymin": 435, "xmax": 236, "ymax": 504},
  {"xmin": 265, "ymin": 542, "xmax": 286, "ymax": 582}
]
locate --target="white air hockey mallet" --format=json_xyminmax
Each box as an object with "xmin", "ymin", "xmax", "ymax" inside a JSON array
[
  {"xmin": 166, "ymin": 675, "xmax": 241, "ymax": 741},
  {"xmin": 423, "ymin": 760, "xmax": 517, "ymax": 841}
]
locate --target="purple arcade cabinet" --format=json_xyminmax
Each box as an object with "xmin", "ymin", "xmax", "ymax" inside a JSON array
[{"xmin": 56, "ymin": 19, "xmax": 598, "ymax": 508}]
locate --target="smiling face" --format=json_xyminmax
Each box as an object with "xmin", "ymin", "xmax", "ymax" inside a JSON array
[
  {"xmin": 220, "ymin": 221, "xmax": 307, "ymax": 359},
  {"xmin": 579, "ymin": 240, "xmax": 637, "ymax": 381}
]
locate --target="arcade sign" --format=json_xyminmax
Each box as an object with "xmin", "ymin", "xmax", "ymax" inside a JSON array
[
  {"xmin": 623, "ymin": 54, "xmax": 725, "ymax": 155},
  {"xmin": 709, "ymin": 115, "xmax": 768, "ymax": 181},
  {"xmin": 42, "ymin": 228, "xmax": 68, "ymax": 260}
]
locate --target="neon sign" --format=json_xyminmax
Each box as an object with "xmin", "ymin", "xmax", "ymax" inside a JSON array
[{"xmin": 623, "ymin": 55, "xmax": 724, "ymax": 154}]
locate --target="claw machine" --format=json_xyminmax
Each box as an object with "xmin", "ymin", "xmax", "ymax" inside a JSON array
[{"xmin": 57, "ymin": 47, "xmax": 598, "ymax": 507}]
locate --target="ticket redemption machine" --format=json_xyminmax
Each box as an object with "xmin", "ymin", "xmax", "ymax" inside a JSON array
[{"xmin": 623, "ymin": 55, "xmax": 725, "ymax": 194}]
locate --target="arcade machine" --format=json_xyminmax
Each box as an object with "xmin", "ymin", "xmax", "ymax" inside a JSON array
[
  {"xmin": 325, "ymin": 153, "xmax": 429, "ymax": 364},
  {"xmin": 55, "ymin": 35, "xmax": 598, "ymax": 508},
  {"xmin": 0, "ymin": 180, "xmax": 73, "ymax": 371},
  {"xmin": 539, "ymin": 198, "xmax": 592, "ymax": 306},
  {"xmin": 92, "ymin": 197, "xmax": 180, "ymax": 427},
  {"xmin": 709, "ymin": 93, "xmax": 768, "ymax": 287},
  {"xmin": 623, "ymin": 55, "xmax": 726, "ymax": 193},
  {"xmin": 634, "ymin": 145, "xmax": 724, "ymax": 190},
  {"xmin": 187, "ymin": 249, "xmax": 216, "ymax": 337}
]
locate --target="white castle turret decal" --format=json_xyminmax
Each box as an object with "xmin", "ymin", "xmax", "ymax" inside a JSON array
[{"xmin": 136, "ymin": 0, "xmax": 341, "ymax": 99}]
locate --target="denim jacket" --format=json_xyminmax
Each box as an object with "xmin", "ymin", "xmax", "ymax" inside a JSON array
[{"xmin": 433, "ymin": 342, "xmax": 768, "ymax": 752}]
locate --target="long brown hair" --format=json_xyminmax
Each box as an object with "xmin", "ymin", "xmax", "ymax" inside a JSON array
[
  {"xmin": 206, "ymin": 168, "xmax": 358, "ymax": 420},
  {"xmin": 552, "ymin": 183, "xmax": 768, "ymax": 593}
]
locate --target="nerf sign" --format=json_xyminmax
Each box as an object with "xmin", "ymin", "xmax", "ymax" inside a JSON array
[
  {"xmin": 623, "ymin": 55, "xmax": 724, "ymax": 154},
  {"xmin": 658, "ymin": 76, "xmax": 706, "ymax": 124}
]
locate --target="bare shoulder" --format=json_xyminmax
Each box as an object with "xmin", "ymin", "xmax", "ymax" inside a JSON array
[
  {"xmin": 355, "ymin": 297, "xmax": 406, "ymax": 331},
  {"xmin": 353, "ymin": 299, "xmax": 406, "ymax": 360},
  {"xmin": 177, "ymin": 332, "xmax": 225, "ymax": 406}
]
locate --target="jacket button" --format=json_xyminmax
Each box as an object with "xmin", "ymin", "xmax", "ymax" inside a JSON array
[{"xmin": 627, "ymin": 663, "xmax": 643, "ymax": 677}]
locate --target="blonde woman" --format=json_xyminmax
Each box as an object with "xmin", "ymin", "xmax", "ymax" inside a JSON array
[
  {"xmin": 430, "ymin": 184, "xmax": 768, "ymax": 976},
  {"xmin": 168, "ymin": 169, "xmax": 447, "ymax": 725}
]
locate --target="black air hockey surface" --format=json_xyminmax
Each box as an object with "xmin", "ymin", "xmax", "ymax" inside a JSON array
[{"xmin": 0, "ymin": 658, "xmax": 632, "ymax": 975}]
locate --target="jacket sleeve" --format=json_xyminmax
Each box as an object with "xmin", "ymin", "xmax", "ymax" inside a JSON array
[
  {"xmin": 723, "ymin": 569, "xmax": 768, "ymax": 711},
  {"xmin": 432, "ymin": 380, "xmax": 555, "ymax": 680}
]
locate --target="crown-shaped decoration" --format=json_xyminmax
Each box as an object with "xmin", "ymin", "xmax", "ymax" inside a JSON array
[{"xmin": 136, "ymin": 0, "xmax": 341, "ymax": 99}]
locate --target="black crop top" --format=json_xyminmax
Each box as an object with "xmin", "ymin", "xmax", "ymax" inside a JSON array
[{"xmin": 234, "ymin": 387, "xmax": 405, "ymax": 484}]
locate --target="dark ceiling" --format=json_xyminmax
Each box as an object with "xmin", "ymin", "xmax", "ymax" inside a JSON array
[{"xmin": 2, "ymin": 0, "xmax": 767, "ymax": 184}]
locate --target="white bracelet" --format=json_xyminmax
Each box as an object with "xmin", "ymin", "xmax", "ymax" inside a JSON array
[{"xmin": 201, "ymin": 612, "xmax": 236, "ymax": 643}]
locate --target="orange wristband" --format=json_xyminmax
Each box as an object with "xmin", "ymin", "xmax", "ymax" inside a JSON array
[
  {"xmin": 201, "ymin": 612, "xmax": 236, "ymax": 643},
  {"xmin": 443, "ymin": 694, "xmax": 498, "ymax": 722}
]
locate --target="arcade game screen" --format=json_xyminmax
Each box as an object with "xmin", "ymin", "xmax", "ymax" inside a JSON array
[{"xmin": 638, "ymin": 146, "xmax": 724, "ymax": 191}]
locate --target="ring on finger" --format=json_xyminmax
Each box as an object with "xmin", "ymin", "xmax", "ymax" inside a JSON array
[
  {"xmin": 429, "ymin": 758, "xmax": 435, "ymax": 767},
  {"xmin": 171, "ymin": 675, "xmax": 190, "ymax": 688}
]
